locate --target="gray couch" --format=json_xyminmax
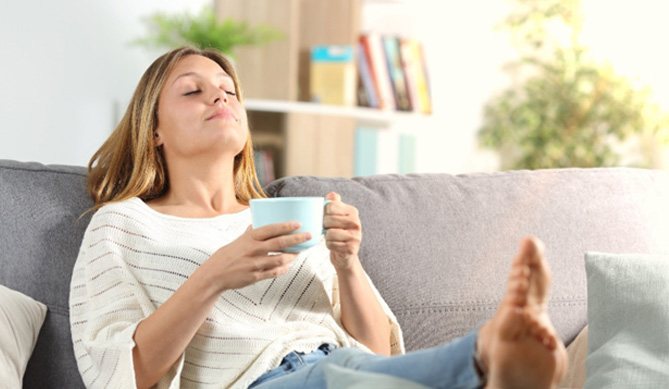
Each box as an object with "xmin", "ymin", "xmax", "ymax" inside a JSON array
[{"xmin": 3, "ymin": 158, "xmax": 669, "ymax": 388}]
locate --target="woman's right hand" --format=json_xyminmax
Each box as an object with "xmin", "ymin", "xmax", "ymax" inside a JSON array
[{"xmin": 203, "ymin": 222, "xmax": 311, "ymax": 292}]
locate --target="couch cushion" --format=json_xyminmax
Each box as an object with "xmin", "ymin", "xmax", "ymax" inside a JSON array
[
  {"xmin": 0, "ymin": 160, "xmax": 89, "ymax": 388},
  {"xmin": 265, "ymin": 168, "xmax": 669, "ymax": 351}
]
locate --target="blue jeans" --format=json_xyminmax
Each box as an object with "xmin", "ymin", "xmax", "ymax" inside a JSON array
[{"xmin": 248, "ymin": 332, "xmax": 483, "ymax": 389}]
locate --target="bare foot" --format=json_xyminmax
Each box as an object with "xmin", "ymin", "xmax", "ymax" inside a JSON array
[{"xmin": 476, "ymin": 236, "xmax": 568, "ymax": 389}]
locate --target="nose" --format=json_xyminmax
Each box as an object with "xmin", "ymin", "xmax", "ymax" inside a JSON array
[{"xmin": 211, "ymin": 88, "xmax": 227, "ymax": 105}]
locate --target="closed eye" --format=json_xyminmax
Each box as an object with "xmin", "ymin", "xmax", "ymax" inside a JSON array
[
  {"xmin": 183, "ymin": 89, "xmax": 201, "ymax": 96},
  {"xmin": 225, "ymin": 91, "xmax": 237, "ymax": 97}
]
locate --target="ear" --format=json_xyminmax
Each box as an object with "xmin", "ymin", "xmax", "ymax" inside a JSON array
[{"xmin": 153, "ymin": 131, "xmax": 163, "ymax": 147}]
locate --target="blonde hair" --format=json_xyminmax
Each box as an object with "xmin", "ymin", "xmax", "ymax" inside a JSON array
[{"xmin": 87, "ymin": 47, "xmax": 266, "ymax": 211}]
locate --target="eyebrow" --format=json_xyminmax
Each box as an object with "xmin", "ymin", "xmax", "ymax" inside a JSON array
[{"xmin": 171, "ymin": 72, "xmax": 233, "ymax": 86}]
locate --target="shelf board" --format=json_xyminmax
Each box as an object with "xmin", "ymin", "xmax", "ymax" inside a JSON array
[{"xmin": 244, "ymin": 99, "xmax": 430, "ymax": 126}]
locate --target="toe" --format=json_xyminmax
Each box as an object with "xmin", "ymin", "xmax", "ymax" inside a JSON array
[
  {"xmin": 506, "ymin": 278, "xmax": 529, "ymax": 307},
  {"xmin": 527, "ymin": 317, "xmax": 558, "ymax": 351},
  {"xmin": 510, "ymin": 265, "xmax": 530, "ymax": 281},
  {"xmin": 522, "ymin": 236, "xmax": 552, "ymax": 308}
]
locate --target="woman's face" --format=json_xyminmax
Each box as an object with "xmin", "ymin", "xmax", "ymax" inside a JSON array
[{"xmin": 154, "ymin": 54, "xmax": 247, "ymax": 161}]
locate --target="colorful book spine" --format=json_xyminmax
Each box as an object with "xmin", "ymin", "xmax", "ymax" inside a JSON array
[
  {"xmin": 383, "ymin": 36, "xmax": 412, "ymax": 111},
  {"xmin": 399, "ymin": 38, "xmax": 418, "ymax": 112},
  {"xmin": 358, "ymin": 33, "xmax": 430, "ymax": 113},
  {"xmin": 414, "ymin": 41, "xmax": 432, "ymax": 114},
  {"xmin": 399, "ymin": 38, "xmax": 432, "ymax": 114},
  {"xmin": 360, "ymin": 33, "xmax": 395, "ymax": 110},
  {"xmin": 356, "ymin": 42, "xmax": 379, "ymax": 108}
]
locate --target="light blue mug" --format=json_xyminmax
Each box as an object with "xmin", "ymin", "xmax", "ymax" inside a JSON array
[{"xmin": 249, "ymin": 197, "xmax": 330, "ymax": 253}]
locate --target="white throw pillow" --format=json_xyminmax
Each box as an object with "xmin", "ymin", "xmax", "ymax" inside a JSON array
[
  {"xmin": 559, "ymin": 325, "xmax": 588, "ymax": 389},
  {"xmin": 0, "ymin": 284, "xmax": 47, "ymax": 388},
  {"xmin": 584, "ymin": 252, "xmax": 669, "ymax": 389}
]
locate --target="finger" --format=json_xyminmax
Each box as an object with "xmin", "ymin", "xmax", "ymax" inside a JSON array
[
  {"xmin": 326, "ymin": 201, "xmax": 359, "ymax": 217},
  {"xmin": 251, "ymin": 221, "xmax": 301, "ymax": 241},
  {"xmin": 323, "ymin": 215, "xmax": 360, "ymax": 230},
  {"xmin": 255, "ymin": 253, "xmax": 297, "ymax": 271},
  {"xmin": 264, "ymin": 231, "xmax": 312, "ymax": 252},
  {"xmin": 325, "ymin": 240, "xmax": 358, "ymax": 256},
  {"xmin": 325, "ymin": 228, "xmax": 359, "ymax": 242},
  {"xmin": 326, "ymin": 192, "xmax": 341, "ymax": 202},
  {"xmin": 326, "ymin": 241, "xmax": 348, "ymax": 247},
  {"xmin": 254, "ymin": 253, "xmax": 297, "ymax": 280},
  {"xmin": 259, "ymin": 262, "xmax": 294, "ymax": 280}
]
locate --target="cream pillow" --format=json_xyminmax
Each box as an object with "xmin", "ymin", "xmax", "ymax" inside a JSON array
[
  {"xmin": 0, "ymin": 285, "xmax": 47, "ymax": 387},
  {"xmin": 559, "ymin": 325, "xmax": 588, "ymax": 389}
]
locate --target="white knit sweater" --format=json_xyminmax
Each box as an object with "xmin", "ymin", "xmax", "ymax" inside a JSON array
[{"xmin": 69, "ymin": 197, "xmax": 404, "ymax": 388}]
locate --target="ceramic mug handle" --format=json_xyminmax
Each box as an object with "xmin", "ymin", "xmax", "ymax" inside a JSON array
[{"xmin": 322, "ymin": 199, "xmax": 332, "ymax": 235}]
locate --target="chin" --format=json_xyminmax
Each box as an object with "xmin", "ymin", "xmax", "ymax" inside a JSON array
[{"xmin": 211, "ymin": 136, "xmax": 246, "ymax": 156}]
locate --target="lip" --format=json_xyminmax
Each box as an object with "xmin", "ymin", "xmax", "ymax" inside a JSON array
[{"xmin": 206, "ymin": 108, "xmax": 238, "ymax": 121}]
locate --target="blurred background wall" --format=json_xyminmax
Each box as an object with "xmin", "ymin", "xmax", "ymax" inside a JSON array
[
  {"xmin": 0, "ymin": 0, "xmax": 667, "ymax": 172},
  {"xmin": 0, "ymin": 0, "xmax": 209, "ymax": 166}
]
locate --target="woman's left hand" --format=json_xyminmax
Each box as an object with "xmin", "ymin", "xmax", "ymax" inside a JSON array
[{"xmin": 324, "ymin": 192, "xmax": 362, "ymax": 271}]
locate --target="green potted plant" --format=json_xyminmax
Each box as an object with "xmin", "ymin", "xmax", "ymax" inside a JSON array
[
  {"xmin": 134, "ymin": 6, "xmax": 283, "ymax": 56},
  {"xmin": 478, "ymin": 0, "xmax": 669, "ymax": 169}
]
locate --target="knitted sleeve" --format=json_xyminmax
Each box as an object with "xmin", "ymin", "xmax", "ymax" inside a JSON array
[{"xmin": 68, "ymin": 210, "xmax": 183, "ymax": 389}]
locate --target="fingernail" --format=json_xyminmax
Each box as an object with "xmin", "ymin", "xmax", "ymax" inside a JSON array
[{"xmin": 305, "ymin": 232, "xmax": 312, "ymax": 240}]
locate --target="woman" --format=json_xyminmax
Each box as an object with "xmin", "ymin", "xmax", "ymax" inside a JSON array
[{"xmin": 69, "ymin": 46, "xmax": 567, "ymax": 388}]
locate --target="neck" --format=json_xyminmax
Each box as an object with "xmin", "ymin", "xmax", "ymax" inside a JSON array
[{"xmin": 157, "ymin": 154, "xmax": 244, "ymax": 216}]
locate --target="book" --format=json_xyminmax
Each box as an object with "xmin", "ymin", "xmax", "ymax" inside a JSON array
[
  {"xmin": 383, "ymin": 36, "xmax": 412, "ymax": 111},
  {"xmin": 356, "ymin": 42, "xmax": 379, "ymax": 108},
  {"xmin": 356, "ymin": 72, "xmax": 370, "ymax": 108},
  {"xmin": 309, "ymin": 45, "xmax": 357, "ymax": 106},
  {"xmin": 397, "ymin": 39, "xmax": 432, "ymax": 114},
  {"xmin": 359, "ymin": 33, "xmax": 395, "ymax": 110},
  {"xmin": 404, "ymin": 40, "xmax": 432, "ymax": 114},
  {"xmin": 398, "ymin": 38, "xmax": 418, "ymax": 112}
]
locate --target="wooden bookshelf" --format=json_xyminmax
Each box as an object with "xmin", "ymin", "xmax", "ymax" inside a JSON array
[
  {"xmin": 246, "ymin": 108, "xmax": 357, "ymax": 179},
  {"xmin": 245, "ymin": 99, "xmax": 431, "ymax": 128},
  {"xmin": 216, "ymin": 0, "xmax": 430, "ymax": 179},
  {"xmin": 215, "ymin": 0, "xmax": 361, "ymax": 102}
]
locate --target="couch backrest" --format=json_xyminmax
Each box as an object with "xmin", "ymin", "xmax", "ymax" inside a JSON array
[
  {"xmin": 266, "ymin": 168, "xmax": 669, "ymax": 351},
  {"xmin": 0, "ymin": 160, "xmax": 89, "ymax": 388}
]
